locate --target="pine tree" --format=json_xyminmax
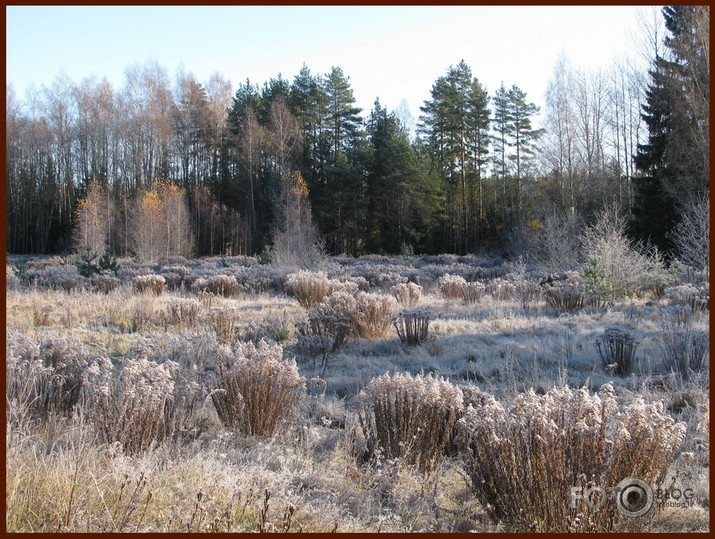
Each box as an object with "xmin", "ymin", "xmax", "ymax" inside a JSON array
[
  {"xmin": 419, "ymin": 61, "xmax": 491, "ymax": 253},
  {"xmin": 323, "ymin": 66, "xmax": 363, "ymax": 156},
  {"xmin": 633, "ymin": 6, "xmax": 709, "ymax": 252}
]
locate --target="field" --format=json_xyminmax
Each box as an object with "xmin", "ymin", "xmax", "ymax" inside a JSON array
[{"xmin": 5, "ymin": 253, "xmax": 710, "ymax": 532}]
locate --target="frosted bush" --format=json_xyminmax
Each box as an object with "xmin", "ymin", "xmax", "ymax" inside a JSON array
[
  {"xmin": 210, "ymin": 340, "xmax": 306, "ymax": 436},
  {"xmin": 90, "ymin": 273, "xmax": 120, "ymax": 294},
  {"xmin": 437, "ymin": 273, "xmax": 467, "ymax": 300},
  {"xmin": 160, "ymin": 271, "xmax": 184, "ymax": 291},
  {"xmin": 84, "ymin": 355, "xmax": 177, "ymax": 455},
  {"xmin": 580, "ymin": 203, "xmax": 663, "ymax": 298},
  {"xmin": 460, "ymin": 281, "xmax": 486, "ymax": 304},
  {"xmin": 24, "ymin": 265, "xmax": 87, "ymax": 292},
  {"xmin": 358, "ymin": 372, "xmax": 463, "ymax": 473},
  {"xmin": 392, "ymin": 309, "xmax": 432, "ymax": 346},
  {"xmin": 455, "ymin": 384, "xmax": 686, "ymax": 532},
  {"xmin": 543, "ymin": 271, "xmax": 586, "ymax": 312},
  {"xmin": 664, "ymin": 283, "xmax": 709, "ymax": 312},
  {"xmin": 285, "ymin": 270, "xmax": 358, "ymax": 308},
  {"xmin": 390, "ymin": 282, "xmax": 422, "ymax": 308},
  {"xmin": 296, "ymin": 291, "xmax": 356, "ymax": 375},
  {"xmin": 205, "ymin": 308, "xmax": 239, "ymax": 344},
  {"xmin": 595, "ymin": 326, "xmax": 639, "ymax": 376},
  {"xmin": 166, "ymin": 298, "xmax": 203, "ymax": 327},
  {"xmin": 348, "ymin": 263, "xmax": 410, "ymax": 290},
  {"xmin": 133, "ymin": 274, "xmax": 165, "ymax": 295},
  {"xmin": 191, "ymin": 274, "xmax": 238, "ymax": 297},
  {"xmin": 659, "ymin": 307, "xmax": 709, "ymax": 380},
  {"xmin": 352, "ymin": 292, "xmax": 397, "ymax": 339},
  {"xmin": 486, "ymin": 277, "xmax": 516, "ymax": 301},
  {"xmin": 6, "ymin": 332, "xmax": 89, "ymax": 418}
]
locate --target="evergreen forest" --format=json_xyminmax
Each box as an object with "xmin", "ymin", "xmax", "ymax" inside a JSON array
[{"xmin": 5, "ymin": 6, "xmax": 709, "ymax": 262}]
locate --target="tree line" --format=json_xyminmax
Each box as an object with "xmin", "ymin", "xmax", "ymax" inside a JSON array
[{"xmin": 6, "ymin": 6, "xmax": 708, "ymax": 260}]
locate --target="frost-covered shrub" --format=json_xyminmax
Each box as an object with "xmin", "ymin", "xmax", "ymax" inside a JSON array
[
  {"xmin": 581, "ymin": 203, "xmax": 664, "ymax": 298},
  {"xmin": 285, "ymin": 270, "xmax": 358, "ymax": 308},
  {"xmin": 133, "ymin": 274, "xmax": 165, "ymax": 295},
  {"xmin": 210, "ymin": 340, "xmax": 306, "ymax": 436},
  {"xmin": 486, "ymin": 277, "xmax": 516, "ymax": 301},
  {"xmin": 7, "ymin": 332, "xmax": 89, "ymax": 418},
  {"xmin": 84, "ymin": 356, "xmax": 177, "ymax": 455},
  {"xmin": 352, "ymin": 292, "xmax": 397, "ymax": 339},
  {"xmin": 160, "ymin": 271, "xmax": 184, "ymax": 291},
  {"xmin": 543, "ymin": 271, "xmax": 586, "ymax": 312},
  {"xmin": 206, "ymin": 308, "xmax": 239, "ymax": 344},
  {"xmin": 392, "ymin": 309, "xmax": 431, "ymax": 346},
  {"xmin": 191, "ymin": 274, "xmax": 238, "ymax": 297},
  {"xmin": 460, "ymin": 281, "xmax": 486, "ymax": 304},
  {"xmin": 24, "ymin": 265, "xmax": 87, "ymax": 292},
  {"xmin": 455, "ymin": 384, "xmax": 686, "ymax": 532},
  {"xmin": 348, "ymin": 263, "xmax": 410, "ymax": 290},
  {"xmin": 664, "ymin": 283, "xmax": 709, "ymax": 312},
  {"xmin": 358, "ymin": 372, "xmax": 463, "ymax": 473},
  {"xmin": 390, "ymin": 282, "xmax": 422, "ymax": 308},
  {"xmin": 238, "ymin": 314, "xmax": 293, "ymax": 345},
  {"xmin": 90, "ymin": 273, "xmax": 120, "ymax": 294},
  {"xmin": 437, "ymin": 273, "xmax": 467, "ymax": 300},
  {"xmin": 166, "ymin": 298, "xmax": 202, "ymax": 328},
  {"xmin": 659, "ymin": 306, "xmax": 709, "ymax": 380},
  {"xmin": 595, "ymin": 326, "xmax": 639, "ymax": 376}
]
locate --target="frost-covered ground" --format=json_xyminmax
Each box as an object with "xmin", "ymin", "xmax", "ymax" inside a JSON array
[{"xmin": 5, "ymin": 254, "xmax": 710, "ymax": 532}]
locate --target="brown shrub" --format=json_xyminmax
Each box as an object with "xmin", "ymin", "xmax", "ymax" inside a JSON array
[
  {"xmin": 455, "ymin": 384, "xmax": 686, "ymax": 532},
  {"xmin": 211, "ymin": 341, "xmax": 306, "ymax": 436},
  {"xmin": 133, "ymin": 274, "xmax": 165, "ymax": 295},
  {"xmin": 357, "ymin": 372, "xmax": 463, "ymax": 473}
]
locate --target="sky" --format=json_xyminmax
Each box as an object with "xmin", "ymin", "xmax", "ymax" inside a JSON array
[{"xmin": 6, "ymin": 5, "xmax": 658, "ymax": 129}]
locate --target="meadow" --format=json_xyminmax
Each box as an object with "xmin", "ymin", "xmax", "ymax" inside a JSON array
[{"xmin": 5, "ymin": 252, "xmax": 709, "ymax": 532}]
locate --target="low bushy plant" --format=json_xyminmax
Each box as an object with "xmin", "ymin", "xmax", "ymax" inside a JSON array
[
  {"xmin": 390, "ymin": 282, "xmax": 422, "ymax": 308},
  {"xmin": 133, "ymin": 274, "xmax": 165, "ymax": 295},
  {"xmin": 357, "ymin": 372, "xmax": 463, "ymax": 473},
  {"xmin": 455, "ymin": 384, "xmax": 686, "ymax": 532},
  {"xmin": 6, "ymin": 332, "xmax": 89, "ymax": 418},
  {"xmin": 460, "ymin": 281, "xmax": 486, "ymax": 304},
  {"xmin": 285, "ymin": 270, "xmax": 358, "ymax": 308},
  {"xmin": 544, "ymin": 271, "xmax": 586, "ymax": 312},
  {"xmin": 437, "ymin": 273, "xmax": 467, "ymax": 300},
  {"xmin": 211, "ymin": 340, "xmax": 306, "ymax": 436},
  {"xmin": 664, "ymin": 283, "xmax": 709, "ymax": 313},
  {"xmin": 206, "ymin": 308, "xmax": 239, "ymax": 344},
  {"xmin": 595, "ymin": 325, "xmax": 639, "ymax": 376},
  {"xmin": 352, "ymin": 292, "xmax": 397, "ymax": 339},
  {"xmin": 658, "ymin": 306, "xmax": 709, "ymax": 380},
  {"xmin": 486, "ymin": 277, "xmax": 516, "ymax": 301},
  {"xmin": 84, "ymin": 355, "xmax": 177, "ymax": 455},
  {"xmin": 166, "ymin": 298, "xmax": 203, "ymax": 327},
  {"xmin": 90, "ymin": 273, "xmax": 120, "ymax": 294},
  {"xmin": 392, "ymin": 309, "xmax": 431, "ymax": 346}
]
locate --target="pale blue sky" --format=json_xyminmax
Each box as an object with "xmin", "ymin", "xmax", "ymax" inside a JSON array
[{"xmin": 6, "ymin": 5, "xmax": 657, "ymax": 125}]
